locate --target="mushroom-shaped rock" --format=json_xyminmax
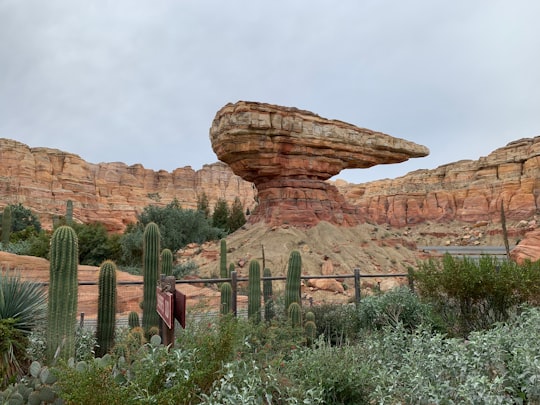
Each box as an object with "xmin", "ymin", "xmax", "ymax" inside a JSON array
[{"xmin": 210, "ymin": 101, "xmax": 429, "ymax": 227}]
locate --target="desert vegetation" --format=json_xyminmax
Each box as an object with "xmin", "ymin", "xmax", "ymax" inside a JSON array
[{"xmin": 2, "ymin": 203, "xmax": 540, "ymax": 403}]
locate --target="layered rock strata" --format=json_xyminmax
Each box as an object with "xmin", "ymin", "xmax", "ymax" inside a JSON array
[
  {"xmin": 210, "ymin": 101, "xmax": 429, "ymax": 227},
  {"xmin": 337, "ymin": 137, "xmax": 540, "ymax": 227},
  {"xmin": 0, "ymin": 138, "xmax": 256, "ymax": 232}
]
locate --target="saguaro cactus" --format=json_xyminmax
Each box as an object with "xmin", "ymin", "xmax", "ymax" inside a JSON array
[
  {"xmin": 285, "ymin": 250, "xmax": 302, "ymax": 313},
  {"xmin": 219, "ymin": 239, "xmax": 228, "ymax": 279},
  {"xmin": 47, "ymin": 225, "xmax": 79, "ymax": 363},
  {"xmin": 128, "ymin": 311, "xmax": 140, "ymax": 329},
  {"xmin": 263, "ymin": 267, "xmax": 274, "ymax": 322},
  {"xmin": 96, "ymin": 260, "xmax": 117, "ymax": 357},
  {"xmin": 1, "ymin": 205, "xmax": 11, "ymax": 245},
  {"xmin": 248, "ymin": 260, "xmax": 261, "ymax": 323},
  {"xmin": 66, "ymin": 199, "xmax": 73, "ymax": 225},
  {"xmin": 161, "ymin": 248, "xmax": 173, "ymax": 277},
  {"xmin": 142, "ymin": 222, "xmax": 161, "ymax": 332},
  {"xmin": 220, "ymin": 282, "xmax": 233, "ymax": 315}
]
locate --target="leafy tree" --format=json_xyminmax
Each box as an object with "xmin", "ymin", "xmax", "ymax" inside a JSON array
[
  {"xmin": 228, "ymin": 197, "xmax": 246, "ymax": 232},
  {"xmin": 120, "ymin": 200, "xmax": 224, "ymax": 266},
  {"xmin": 212, "ymin": 198, "xmax": 230, "ymax": 231},
  {"xmin": 3, "ymin": 203, "xmax": 41, "ymax": 233},
  {"xmin": 72, "ymin": 222, "xmax": 122, "ymax": 266}
]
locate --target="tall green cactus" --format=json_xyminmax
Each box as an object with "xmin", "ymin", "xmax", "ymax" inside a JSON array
[
  {"xmin": 66, "ymin": 199, "xmax": 73, "ymax": 225},
  {"xmin": 228, "ymin": 263, "xmax": 235, "ymax": 278},
  {"xmin": 161, "ymin": 248, "xmax": 173, "ymax": 277},
  {"xmin": 263, "ymin": 267, "xmax": 274, "ymax": 322},
  {"xmin": 1, "ymin": 205, "xmax": 11, "ymax": 245},
  {"xmin": 248, "ymin": 260, "xmax": 261, "ymax": 323},
  {"xmin": 288, "ymin": 302, "xmax": 302, "ymax": 328},
  {"xmin": 285, "ymin": 250, "xmax": 302, "ymax": 313},
  {"xmin": 47, "ymin": 225, "xmax": 79, "ymax": 363},
  {"xmin": 96, "ymin": 260, "xmax": 117, "ymax": 357},
  {"xmin": 128, "ymin": 311, "xmax": 140, "ymax": 329},
  {"xmin": 142, "ymin": 222, "xmax": 161, "ymax": 332},
  {"xmin": 220, "ymin": 282, "xmax": 233, "ymax": 315},
  {"xmin": 219, "ymin": 239, "xmax": 227, "ymax": 279}
]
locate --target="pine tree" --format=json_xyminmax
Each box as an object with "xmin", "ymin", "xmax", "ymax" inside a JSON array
[
  {"xmin": 197, "ymin": 192, "xmax": 210, "ymax": 218},
  {"xmin": 228, "ymin": 197, "xmax": 246, "ymax": 232},
  {"xmin": 212, "ymin": 198, "xmax": 230, "ymax": 230}
]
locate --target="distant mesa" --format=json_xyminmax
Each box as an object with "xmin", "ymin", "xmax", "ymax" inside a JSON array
[{"xmin": 210, "ymin": 101, "xmax": 429, "ymax": 227}]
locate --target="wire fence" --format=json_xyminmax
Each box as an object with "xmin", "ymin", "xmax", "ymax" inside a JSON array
[{"xmin": 41, "ymin": 269, "xmax": 413, "ymax": 330}]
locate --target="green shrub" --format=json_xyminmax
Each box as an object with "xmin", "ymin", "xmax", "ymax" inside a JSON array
[
  {"xmin": 414, "ymin": 254, "xmax": 540, "ymax": 336},
  {"xmin": 357, "ymin": 286, "xmax": 434, "ymax": 331},
  {"xmin": 309, "ymin": 303, "xmax": 360, "ymax": 345},
  {"xmin": 284, "ymin": 343, "xmax": 370, "ymax": 405}
]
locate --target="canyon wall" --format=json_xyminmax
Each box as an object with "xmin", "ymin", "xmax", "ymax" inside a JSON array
[
  {"xmin": 2, "ymin": 136, "xmax": 540, "ymax": 234},
  {"xmin": 336, "ymin": 137, "xmax": 540, "ymax": 227},
  {"xmin": 0, "ymin": 138, "xmax": 257, "ymax": 232}
]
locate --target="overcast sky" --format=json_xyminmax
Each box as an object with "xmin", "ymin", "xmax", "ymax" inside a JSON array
[{"xmin": 1, "ymin": 1, "xmax": 539, "ymax": 184}]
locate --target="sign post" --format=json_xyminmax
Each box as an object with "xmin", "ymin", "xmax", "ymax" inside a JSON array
[{"xmin": 156, "ymin": 275, "xmax": 186, "ymax": 346}]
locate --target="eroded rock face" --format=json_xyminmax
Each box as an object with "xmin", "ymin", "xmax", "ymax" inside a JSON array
[
  {"xmin": 0, "ymin": 138, "xmax": 256, "ymax": 232},
  {"xmin": 337, "ymin": 137, "xmax": 540, "ymax": 227},
  {"xmin": 210, "ymin": 101, "xmax": 429, "ymax": 227}
]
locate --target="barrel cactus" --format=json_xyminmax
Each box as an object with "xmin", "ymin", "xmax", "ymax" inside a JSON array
[
  {"xmin": 248, "ymin": 260, "xmax": 261, "ymax": 323},
  {"xmin": 47, "ymin": 225, "xmax": 79, "ymax": 363},
  {"xmin": 304, "ymin": 320, "xmax": 317, "ymax": 345},
  {"xmin": 285, "ymin": 250, "xmax": 302, "ymax": 313},
  {"xmin": 96, "ymin": 260, "xmax": 117, "ymax": 357},
  {"xmin": 288, "ymin": 302, "xmax": 302, "ymax": 328},
  {"xmin": 161, "ymin": 248, "xmax": 173, "ymax": 277},
  {"xmin": 142, "ymin": 222, "xmax": 161, "ymax": 332},
  {"xmin": 128, "ymin": 311, "xmax": 140, "ymax": 329}
]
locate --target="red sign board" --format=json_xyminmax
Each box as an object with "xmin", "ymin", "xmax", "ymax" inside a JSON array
[
  {"xmin": 156, "ymin": 288, "xmax": 174, "ymax": 329},
  {"xmin": 174, "ymin": 289, "xmax": 186, "ymax": 329}
]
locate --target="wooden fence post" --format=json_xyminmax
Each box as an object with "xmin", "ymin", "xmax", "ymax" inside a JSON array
[{"xmin": 231, "ymin": 271, "xmax": 238, "ymax": 317}]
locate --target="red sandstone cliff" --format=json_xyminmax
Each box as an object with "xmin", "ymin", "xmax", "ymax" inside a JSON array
[
  {"xmin": 0, "ymin": 138, "xmax": 257, "ymax": 232},
  {"xmin": 336, "ymin": 137, "xmax": 540, "ymax": 227}
]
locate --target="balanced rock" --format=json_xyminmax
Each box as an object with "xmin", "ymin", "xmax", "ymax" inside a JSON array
[{"xmin": 210, "ymin": 101, "xmax": 429, "ymax": 227}]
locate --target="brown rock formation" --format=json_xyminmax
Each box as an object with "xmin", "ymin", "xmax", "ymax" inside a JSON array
[
  {"xmin": 210, "ymin": 101, "xmax": 429, "ymax": 227},
  {"xmin": 0, "ymin": 138, "xmax": 256, "ymax": 232},
  {"xmin": 337, "ymin": 137, "xmax": 540, "ymax": 227}
]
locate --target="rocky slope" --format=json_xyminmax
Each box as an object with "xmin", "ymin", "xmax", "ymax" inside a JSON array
[{"xmin": 0, "ymin": 138, "xmax": 257, "ymax": 232}]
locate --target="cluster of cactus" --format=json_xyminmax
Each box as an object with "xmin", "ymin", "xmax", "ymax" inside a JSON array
[
  {"xmin": 0, "ymin": 361, "xmax": 59, "ymax": 404},
  {"xmin": 1, "ymin": 205, "xmax": 11, "ymax": 245},
  {"xmin": 220, "ymin": 282, "xmax": 233, "ymax": 315},
  {"xmin": 248, "ymin": 260, "xmax": 261, "ymax": 323},
  {"xmin": 161, "ymin": 248, "xmax": 174, "ymax": 277},
  {"xmin": 46, "ymin": 225, "xmax": 79, "ymax": 363},
  {"xmin": 113, "ymin": 326, "xmax": 146, "ymax": 363},
  {"xmin": 142, "ymin": 222, "xmax": 161, "ymax": 332},
  {"xmin": 95, "ymin": 260, "xmax": 117, "ymax": 357},
  {"xmin": 263, "ymin": 267, "xmax": 274, "ymax": 322},
  {"xmin": 285, "ymin": 250, "xmax": 302, "ymax": 315}
]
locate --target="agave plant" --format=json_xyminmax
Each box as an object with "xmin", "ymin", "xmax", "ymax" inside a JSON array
[{"xmin": 0, "ymin": 268, "xmax": 47, "ymax": 387}]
